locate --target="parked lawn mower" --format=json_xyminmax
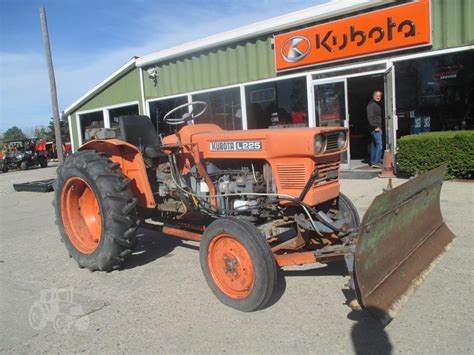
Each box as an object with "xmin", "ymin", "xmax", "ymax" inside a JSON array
[{"xmin": 54, "ymin": 102, "xmax": 454, "ymax": 325}]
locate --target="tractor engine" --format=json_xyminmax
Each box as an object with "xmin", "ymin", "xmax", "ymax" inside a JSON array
[
  {"xmin": 198, "ymin": 161, "xmax": 269, "ymax": 213},
  {"xmin": 154, "ymin": 160, "xmax": 274, "ymax": 218}
]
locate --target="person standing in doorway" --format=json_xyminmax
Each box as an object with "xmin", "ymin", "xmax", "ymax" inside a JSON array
[{"xmin": 367, "ymin": 90, "xmax": 383, "ymax": 168}]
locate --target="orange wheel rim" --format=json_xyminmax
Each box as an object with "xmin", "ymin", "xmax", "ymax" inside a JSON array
[
  {"xmin": 208, "ymin": 234, "xmax": 255, "ymax": 299},
  {"xmin": 60, "ymin": 177, "xmax": 102, "ymax": 254}
]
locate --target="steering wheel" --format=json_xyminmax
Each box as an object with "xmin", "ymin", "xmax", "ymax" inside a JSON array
[{"xmin": 163, "ymin": 101, "xmax": 208, "ymax": 125}]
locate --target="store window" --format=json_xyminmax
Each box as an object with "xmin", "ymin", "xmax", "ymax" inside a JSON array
[
  {"xmin": 245, "ymin": 77, "xmax": 308, "ymax": 129},
  {"xmin": 395, "ymin": 50, "xmax": 474, "ymax": 137},
  {"xmin": 149, "ymin": 96, "xmax": 188, "ymax": 135},
  {"xmin": 192, "ymin": 88, "xmax": 242, "ymax": 130},
  {"xmin": 313, "ymin": 81, "xmax": 346, "ymax": 127},
  {"xmin": 109, "ymin": 104, "xmax": 139, "ymax": 128},
  {"xmin": 79, "ymin": 111, "xmax": 104, "ymax": 143}
]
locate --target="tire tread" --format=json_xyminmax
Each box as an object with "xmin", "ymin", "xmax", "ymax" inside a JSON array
[{"xmin": 53, "ymin": 150, "xmax": 139, "ymax": 271}]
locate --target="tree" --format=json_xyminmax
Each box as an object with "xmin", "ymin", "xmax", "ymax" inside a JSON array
[
  {"xmin": 47, "ymin": 115, "xmax": 69, "ymax": 142},
  {"xmin": 34, "ymin": 127, "xmax": 51, "ymax": 140},
  {"xmin": 2, "ymin": 126, "xmax": 27, "ymax": 142}
]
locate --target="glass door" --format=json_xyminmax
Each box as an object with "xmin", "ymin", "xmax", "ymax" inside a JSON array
[{"xmin": 313, "ymin": 79, "xmax": 349, "ymax": 169}]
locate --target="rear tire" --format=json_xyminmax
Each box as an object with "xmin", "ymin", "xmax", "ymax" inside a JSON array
[
  {"xmin": 28, "ymin": 303, "xmax": 47, "ymax": 330},
  {"xmin": 20, "ymin": 160, "xmax": 28, "ymax": 170},
  {"xmin": 54, "ymin": 150, "xmax": 139, "ymax": 271},
  {"xmin": 200, "ymin": 217, "xmax": 277, "ymax": 312}
]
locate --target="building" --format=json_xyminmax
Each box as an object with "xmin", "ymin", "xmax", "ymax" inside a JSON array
[{"xmin": 64, "ymin": 0, "xmax": 473, "ymax": 170}]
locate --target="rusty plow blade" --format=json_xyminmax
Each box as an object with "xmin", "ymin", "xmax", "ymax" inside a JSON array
[{"xmin": 354, "ymin": 164, "xmax": 455, "ymax": 326}]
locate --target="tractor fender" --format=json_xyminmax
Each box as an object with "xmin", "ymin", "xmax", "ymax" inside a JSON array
[{"xmin": 79, "ymin": 139, "xmax": 156, "ymax": 208}]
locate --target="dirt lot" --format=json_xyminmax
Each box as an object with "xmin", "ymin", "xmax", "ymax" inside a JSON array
[{"xmin": 0, "ymin": 164, "xmax": 472, "ymax": 353}]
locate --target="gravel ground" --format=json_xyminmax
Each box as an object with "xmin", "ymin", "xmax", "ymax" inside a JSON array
[{"xmin": 0, "ymin": 164, "xmax": 472, "ymax": 354}]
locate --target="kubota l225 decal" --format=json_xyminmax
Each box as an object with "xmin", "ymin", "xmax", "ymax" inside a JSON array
[
  {"xmin": 209, "ymin": 141, "xmax": 262, "ymax": 152},
  {"xmin": 274, "ymin": 0, "xmax": 431, "ymax": 71}
]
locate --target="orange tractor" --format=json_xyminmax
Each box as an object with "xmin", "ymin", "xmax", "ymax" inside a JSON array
[{"xmin": 54, "ymin": 102, "xmax": 454, "ymax": 325}]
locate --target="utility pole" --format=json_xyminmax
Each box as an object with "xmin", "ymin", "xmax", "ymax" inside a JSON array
[{"xmin": 39, "ymin": 7, "xmax": 64, "ymax": 165}]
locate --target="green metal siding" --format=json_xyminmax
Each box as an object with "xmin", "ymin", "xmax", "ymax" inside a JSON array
[
  {"xmin": 67, "ymin": 68, "xmax": 142, "ymax": 119},
  {"xmin": 76, "ymin": 68, "xmax": 141, "ymax": 112},
  {"xmin": 68, "ymin": 68, "xmax": 142, "ymax": 151},
  {"xmin": 143, "ymin": 37, "xmax": 275, "ymax": 99},
  {"xmin": 432, "ymin": 0, "xmax": 474, "ymax": 49}
]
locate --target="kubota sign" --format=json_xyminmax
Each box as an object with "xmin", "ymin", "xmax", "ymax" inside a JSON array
[{"xmin": 274, "ymin": 0, "xmax": 431, "ymax": 71}]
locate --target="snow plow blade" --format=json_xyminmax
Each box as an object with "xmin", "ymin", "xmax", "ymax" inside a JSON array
[{"xmin": 355, "ymin": 164, "xmax": 455, "ymax": 326}]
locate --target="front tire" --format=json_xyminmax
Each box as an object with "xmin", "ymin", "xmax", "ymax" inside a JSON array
[
  {"xmin": 54, "ymin": 150, "xmax": 139, "ymax": 271},
  {"xmin": 20, "ymin": 160, "xmax": 28, "ymax": 170},
  {"xmin": 54, "ymin": 314, "xmax": 72, "ymax": 333},
  {"xmin": 339, "ymin": 193, "xmax": 360, "ymax": 229},
  {"xmin": 200, "ymin": 217, "xmax": 277, "ymax": 312}
]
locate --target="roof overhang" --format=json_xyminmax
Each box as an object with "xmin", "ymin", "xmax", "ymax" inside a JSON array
[
  {"xmin": 64, "ymin": 57, "xmax": 137, "ymax": 115},
  {"xmin": 136, "ymin": 0, "xmax": 395, "ymax": 68}
]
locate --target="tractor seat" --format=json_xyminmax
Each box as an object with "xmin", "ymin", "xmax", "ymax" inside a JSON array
[{"xmin": 118, "ymin": 115, "xmax": 165, "ymax": 158}]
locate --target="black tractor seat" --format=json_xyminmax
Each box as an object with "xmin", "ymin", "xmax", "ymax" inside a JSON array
[{"xmin": 118, "ymin": 115, "xmax": 166, "ymax": 159}]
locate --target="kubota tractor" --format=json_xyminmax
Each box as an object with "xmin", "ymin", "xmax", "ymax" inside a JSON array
[{"xmin": 54, "ymin": 102, "xmax": 454, "ymax": 325}]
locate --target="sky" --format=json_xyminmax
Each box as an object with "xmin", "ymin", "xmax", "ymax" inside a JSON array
[{"xmin": 0, "ymin": 0, "xmax": 327, "ymax": 133}]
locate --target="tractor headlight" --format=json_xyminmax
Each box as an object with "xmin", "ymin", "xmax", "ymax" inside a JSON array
[
  {"xmin": 337, "ymin": 131, "xmax": 346, "ymax": 149},
  {"xmin": 314, "ymin": 135, "xmax": 324, "ymax": 154},
  {"xmin": 16, "ymin": 153, "xmax": 24, "ymax": 159}
]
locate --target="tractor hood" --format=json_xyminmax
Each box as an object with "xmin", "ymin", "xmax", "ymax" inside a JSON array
[{"xmin": 162, "ymin": 124, "xmax": 348, "ymax": 159}]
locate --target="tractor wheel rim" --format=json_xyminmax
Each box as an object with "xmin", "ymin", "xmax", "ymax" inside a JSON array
[
  {"xmin": 208, "ymin": 234, "xmax": 255, "ymax": 299},
  {"xmin": 60, "ymin": 177, "xmax": 102, "ymax": 254}
]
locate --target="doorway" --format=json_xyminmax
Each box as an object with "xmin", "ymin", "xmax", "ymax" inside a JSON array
[
  {"xmin": 347, "ymin": 74, "xmax": 384, "ymax": 165},
  {"xmin": 312, "ymin": 73, "xmax": 387, "ymax": 170}
]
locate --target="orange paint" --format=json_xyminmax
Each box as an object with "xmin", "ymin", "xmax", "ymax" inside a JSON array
[
  {"xmin": 60, "ymin": 177, "xmax": 102, "ymax": 254},
  {"xmin": 207, "ymin": 234, "xmax": 255, "ymax": 299},
  {"xmin": 162, "ymin": 227, "xmax": 202, "ymax": 241},
  {"xmin": 79, "ymin": 139, "xmax": 156, "ymax": 208},
  {"xmin": 36, "ymin": 139, "xmax": 47, "ymax": 152},
  {"xmin": 163, "ymin": 124, "xmax": 344, "ymax": 206},
  {"xmin": 274, "ymin": 252, "xmax": 317, "ymax": 267},
  {"xmin": 274, "ymin": 0, "xmax": 431, "ymax": 71}
]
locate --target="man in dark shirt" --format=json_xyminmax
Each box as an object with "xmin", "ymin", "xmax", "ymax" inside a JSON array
[{"xmin": 366, "ymin": 90, "xmax": 383, "ymax": 167}]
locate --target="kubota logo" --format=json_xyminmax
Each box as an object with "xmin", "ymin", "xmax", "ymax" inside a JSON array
[
  {"xmin": 274, "ymin": 0, "xmax": 430, "ymax": 70},
  {"xmin": 280, "ymin": 36, "xmax": 310, "ymax": 63}
]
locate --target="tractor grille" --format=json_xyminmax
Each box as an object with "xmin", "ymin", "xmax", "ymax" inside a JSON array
[
  {"xmin": 276, "ymin": 160, "xmax": 339, "ymax": 190},
  {"xmin": 314, "ymin": 159, "xmax": 340, "ymax": 186},
  {"xmin": 276, "ymin": 164, "xmax": 307, "ymax": 189},
  {"xmin": 325, "ymin": 132, "xmax": 341, "ymax": 153}
]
